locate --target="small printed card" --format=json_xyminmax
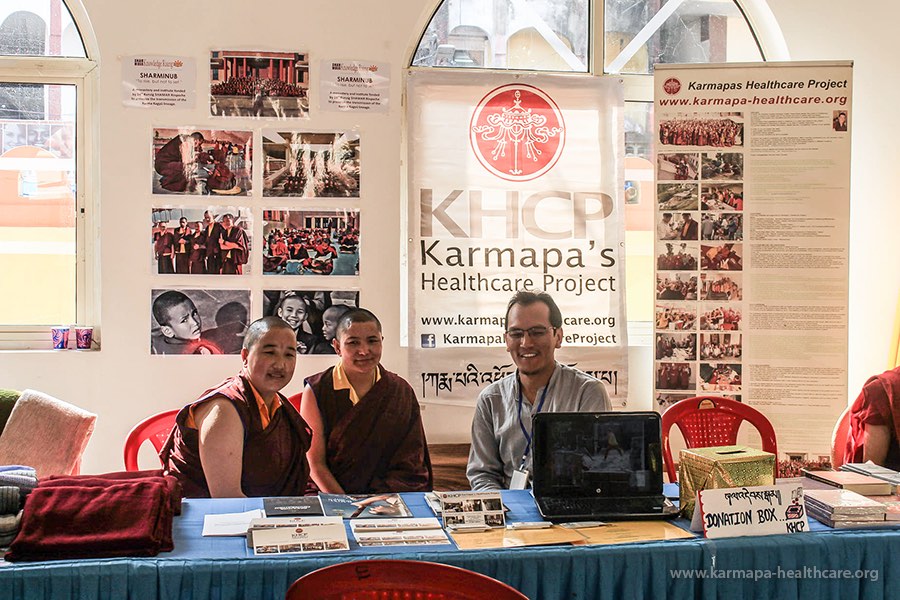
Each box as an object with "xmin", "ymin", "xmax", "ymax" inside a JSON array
[
  {"xmin": 350, "ymin": 518, "xmax": 450, "ymax": 547},
  {"xmin": 440, "ymin": 490, "xmax": 505, "ymax": 528},
  {"xmin": 249, "ymin": 517, "xmax": 349, "ymax": 555},
  {"xmin": 691, "ymin": 482, "xmax": 809, "ymax": 538}
]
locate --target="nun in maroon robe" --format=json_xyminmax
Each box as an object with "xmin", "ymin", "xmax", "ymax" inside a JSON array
[
  {"xmin": 304, "ymin": 365, "xmax": 432, "ymax": 493},
  {"xmin": 845, "ymin": 366, "xmax": 900, "ymax": 470}
]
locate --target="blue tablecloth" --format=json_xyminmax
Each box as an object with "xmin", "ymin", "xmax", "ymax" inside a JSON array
[{"xmin": 3, "ymin": 490, "xmax": 900, "ymax": 600}]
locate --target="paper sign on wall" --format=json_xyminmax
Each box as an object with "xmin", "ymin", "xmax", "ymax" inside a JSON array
[
  {"xmin": 691, "ymin": 483, "xmax": 808, "ymax": 538},
  {"xmin": 122, "ymin": 55, "xmax": 195, "ymax": 108}
]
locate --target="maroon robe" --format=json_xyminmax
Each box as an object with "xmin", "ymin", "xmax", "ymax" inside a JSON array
[
  {"xmin": 160, "ymin": 374, "xmax": 311, "ymax": 497},
  {"xmin": 220, "ymin": 226, "xmax": 249, "ymax": 274},
  {"xmin": 845, "ymin": 366, "xmax": 900, "ymax": 469},
  {"xmin": 306, "ymin": 366, "xmax": 432, "ymax": 493}
]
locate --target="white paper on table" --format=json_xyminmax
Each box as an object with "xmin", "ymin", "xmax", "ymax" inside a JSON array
[{"xmin": 202, "ymin": 509, "xmax": 265, "ymax": 536}]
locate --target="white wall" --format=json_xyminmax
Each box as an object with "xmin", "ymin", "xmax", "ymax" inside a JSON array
[
  {"xmin": 0, "ymin": 0, "xmax": 895, "ymax": 474},
  {"xmin": 767, "ymin": 0, "xmax": 900, "ymax": 398}
]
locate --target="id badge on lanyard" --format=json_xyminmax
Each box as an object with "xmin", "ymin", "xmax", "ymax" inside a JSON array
[{"xmin": 510, "ymin": 381, "xmax": 549, "ymax": 490}]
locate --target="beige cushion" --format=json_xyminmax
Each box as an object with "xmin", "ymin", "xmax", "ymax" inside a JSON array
[{"xmin": 0, "ymin": 389, "xmax": 97, "ymax": 478}]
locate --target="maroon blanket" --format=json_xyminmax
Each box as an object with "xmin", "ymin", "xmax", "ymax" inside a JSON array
[{"xmin": 6, "ymin": 478, "xmax": 175, "ymax": 561}]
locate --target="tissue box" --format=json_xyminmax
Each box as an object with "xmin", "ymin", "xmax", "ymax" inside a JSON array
[{"xmin": 679, "ymin": 445, "xmax": 775, "ymax": 517}]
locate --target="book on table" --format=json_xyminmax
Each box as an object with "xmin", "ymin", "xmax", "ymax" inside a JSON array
[
  {"xmin": 840, "ymin": 462, "xmax": 900, "ymax": 485},
  {"xmin": 319, "ymin": 493, "xmax": 412, "ymax": 519},
  {"xmin": 801, "ymin": 469, "xmax": 892, "ymax": 495},
  {"xmin": 262, "ymin": 496, "xmax": 324, "ymax": 517}
]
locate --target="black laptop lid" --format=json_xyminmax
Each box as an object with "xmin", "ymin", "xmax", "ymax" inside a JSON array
[{"xmin": 532, "ymin": 412, "xmax": 664, "ymax": 498}]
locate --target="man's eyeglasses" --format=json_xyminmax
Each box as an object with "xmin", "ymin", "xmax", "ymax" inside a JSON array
[{"xmin": 505, "ymin": 326, "xmax": 556, "ymax": 341}]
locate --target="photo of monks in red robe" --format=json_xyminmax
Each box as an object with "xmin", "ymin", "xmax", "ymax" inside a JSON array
[
  {"xmin": 209, "ymin": 50, "xmax": 309, "ymax": 118},
  {"xmin": 262, "ymin": 130, "xmax": 360, "ymax": 197},
  {"xmin": 152, "ymin": 128, "xmax": 252, "ymax": 195},
  {"xmin": 262, "ymin": 209, "xmax": 359, "ymax": 276},
  {"xmin": 151, "ymin": 207, "xmax": 252, "ymax": 275}
]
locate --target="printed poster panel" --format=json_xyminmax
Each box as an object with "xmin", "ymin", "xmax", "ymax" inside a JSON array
[
  {"xmin": 262, "ymin": 131, "xmax": 360, "ymax": 197},
  {"xmin": 261, "ymin": 209, "xmax": 359, "ymax": 276},
  {"xmin": 320, "ymin": 60, "xmax": 390, "ymax": 113},
  {"xmin": 151, "ymin": 127, "xmax": 251, "ymax": 196},
  {"xmin": 210, "ymin": 50, "xmax": 309, "ymax": 118},
  {"xmin": 262, "ymin": 290, "xmax": 359, "ymax": 354},
  {"xmin": 653, "ymin": 61, "xmax": 852, "ymax": 470},
  {"xmin": 407, "ymin": 71, "xmax": 628, "ymax": 406},
  {"xmin": 122, "ymin": 55, "xmax": 196, "ymax": 108},
  {"xmin": 151, "ymin": 207, "xmax": 252, "ymax": 275},
  {"xmin": 150, "ymin": 289, "xmax": 250, "ymax": 355}
]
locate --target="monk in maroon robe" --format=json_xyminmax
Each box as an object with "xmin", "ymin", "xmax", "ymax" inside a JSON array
[
  {"xmin": 301, "ymin": 308, "xmax": 432, "ymax": 493},
  {"xmin": 845, "ymin": 366, "xmax": 900, "ymax": 470},
  {"xmin": 160, "ymin": 317, "xmax": 311, "ymax": 497},
  {"xmin": 219, "ymin": 213, "xmax": 249, "ymax": 275}
]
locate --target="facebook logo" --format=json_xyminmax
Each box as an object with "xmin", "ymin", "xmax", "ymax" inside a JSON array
[{"xmin": 421, "ymin": 334, "xmax": 436, "ymax": 348}]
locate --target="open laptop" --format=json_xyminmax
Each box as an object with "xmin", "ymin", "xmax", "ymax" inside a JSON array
[{"xmin": 531, "ymin": 411, "xmax": 678, "ymax": 521}]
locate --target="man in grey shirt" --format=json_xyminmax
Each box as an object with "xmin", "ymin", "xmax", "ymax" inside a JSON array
[{"xmin": 467, "ymin": 290, "xmax": 611, "ymax": 490}]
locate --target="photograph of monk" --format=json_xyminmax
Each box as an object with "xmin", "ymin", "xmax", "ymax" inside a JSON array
[
  {"xmin": 152, "ymin": 128, "xmax": 251, "ymax": 195},
  {"xmin": 657, "ymin": 183, "xmax": 698, "ymax": 211},
  {"xmin": 209, "ymin": 50, "xmax": 309, "ymax": 118},
  {"xmin": 700, "ymin": 304, "xmax": 742, "ymax": 331},
  {"xmin": 655, "ymin": 392, "xmax": 692, "ymax": 410},
  {"xmin": 150, "ymin": 288, "xmax": 249, "ymax": 355},
  {"xmin": 262, "ymin": 131, "xmax": 360, "ymax": 197},
  {"xmin": 699, "ymin": 363, "xmax": 742, "ymax": 393},
  {"xmin": 655, "ymin": 303, "xmax": 696, "ymax": 331},
  {"xmin": 656, "ymin": 242, "xmax": 697, "ymax": 271},
  {"xmin": 700, "ymin": 273, "xmax": 742, "ymax": 301},
  {"xmin": 656, "ymin": 273, "xmax": 697, "ymax": 301},
  {"xmin": 262, "ymin": 289, "xmax": 359, "ymax": 354},
  {"xmin": 701, "ymin": 152, "xmax": 743, "ymax": 180},
  {"xmin": 700, "ymin": 333, "xmax": 742, "ymax": 361},
  {"xmin": 656, "ymin": 332, "xmax": 697, "ymax": 361},
  {"xmin": 151, "ymin": 207, "xmax": 252, "ymax": 275},
  {"xmin": 657, "ymin": 153, "xmax": 698, "ymax": 181},
  {"xmin": 659, "ymin": 112, "xmax": 743, "ymax": 147},
  {"xmin": 262, "ymin": 209, "xmax": 360, "ymax": 275},
  {"xmin": 656, "ymin": 362, "xmax": 695, "ymax": 391},
  {"xmin": 701, "ymin": 243, "xmax": 743, "ymax": 271},
  {"xmin": 701, "ymin": 183, "xmax": 743, "ymax": 211}
]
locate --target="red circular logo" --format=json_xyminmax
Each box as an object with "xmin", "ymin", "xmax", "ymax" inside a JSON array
[
  {"xmin": 470, "ymin": 84, "xmax": 565, "ymax": 182},
  {"xmin": 663, "ymin": 78, "xmax": 682, "ymax": 95}
]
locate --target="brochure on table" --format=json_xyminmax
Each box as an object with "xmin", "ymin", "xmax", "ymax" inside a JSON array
[
  {"xmin": 440, "ymin": 490, "xmax": 505, "ymax": 528},
  {"xmin": 350, "ymin": 518, "xmax": 450, "ymax": 547},
  {"xmin": 249, "ymin": 517, "xmax": 349, "ymax": 555}
]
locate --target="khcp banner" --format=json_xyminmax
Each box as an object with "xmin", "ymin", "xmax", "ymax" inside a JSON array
[{"xmin": 406, "ymin": 71, "xmax": 629, "ymax": 407}]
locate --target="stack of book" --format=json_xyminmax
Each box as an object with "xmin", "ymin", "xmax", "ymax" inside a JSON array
[
  {"xmin": 840, "ymin": 462, "xmax": 900, "ymax": 487},
  {"xmin": 804, "ymin": 488, "xmax": 887, "ymax": 528},
  {"xmin": 800, "ymin": 468, "xmax": 893, "ymax": 495}
]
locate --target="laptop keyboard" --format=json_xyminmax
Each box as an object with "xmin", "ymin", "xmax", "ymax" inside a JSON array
[{"xmin": 540, "ymin": 495, "xmax": 665, "ymax": 517}]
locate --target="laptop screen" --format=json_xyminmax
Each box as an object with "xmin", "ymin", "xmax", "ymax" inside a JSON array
[{"xmin": 532, "ymin": 412, "xmax": 664, "ymax": 498}]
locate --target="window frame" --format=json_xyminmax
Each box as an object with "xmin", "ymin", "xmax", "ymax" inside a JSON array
[{"xmin": 0, "ymin": 55, "xmax": 98, "ymax": 350}]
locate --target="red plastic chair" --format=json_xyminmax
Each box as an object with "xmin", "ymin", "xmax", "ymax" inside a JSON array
[
  {"xmin": 661, "ymin": 396, "xmax": 777, "ymax": 482},
  {"xmin": 123, "ymin": 409, "xmax": 179, "ymax": 471},
  {"xmin": 286, "ymin": 392, "xmax": 302, "ymax": 412},
  {"xmin": 831, "ymin": 406, "xmax": 851, "ymax": 469},
  {"xmin": 285, "ymin": 560, "xmax": 528, "ymax": 600}
]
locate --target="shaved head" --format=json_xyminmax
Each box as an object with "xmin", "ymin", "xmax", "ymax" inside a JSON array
[{"xmin": 242, "ymin": 316, "xmax": 294, "ymax": 351}]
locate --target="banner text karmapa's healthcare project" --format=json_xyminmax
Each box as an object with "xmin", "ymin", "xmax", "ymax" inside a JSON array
[
  {"xmin": 407, "ymin": 71, "xmax": 628, "ymax": 406},
  {"xmin": 652, "ymin": 61, "xmax": 852, "ymax": 461}
]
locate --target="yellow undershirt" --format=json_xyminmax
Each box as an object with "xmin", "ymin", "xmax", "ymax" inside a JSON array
[{"xmin": 333, "ymin": 361, "xmax": 380, "ymax": 405}]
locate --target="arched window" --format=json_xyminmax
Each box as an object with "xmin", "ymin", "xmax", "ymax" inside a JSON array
[
  {"xmin": 0, "ymin": 1, "xmax": 97, "ymax": 349},
  {"xmin": 410, "ymin": 0, "xmax": 786, "ymax": 324}
]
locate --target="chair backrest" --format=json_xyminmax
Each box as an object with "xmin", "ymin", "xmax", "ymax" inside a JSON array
[
  {"xmin": 286, "ymin": 392, "xmax": 302, "ymax": 412},
  {"xmin": 285, "ymin": 560, "xmax": 528, "ymax": 600},
  {"xmin": 0, "ymin": 389, "xmax": 97, "ymax": 478},
  {"xmin": 661, "ymin": 395, "xmax": 777, "ymax": 482},
  {"xmin": 123, "ymin": 409, "xmax": 180, "ymax": 471},
  {"xmin": 831, "ymin": 406, "xmax": 851, "ymax": 469}
]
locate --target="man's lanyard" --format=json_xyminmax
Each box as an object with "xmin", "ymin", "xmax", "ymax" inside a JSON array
[{"xmin": 516, "ymin": 378, "xmax": 550, "ymax": 469}]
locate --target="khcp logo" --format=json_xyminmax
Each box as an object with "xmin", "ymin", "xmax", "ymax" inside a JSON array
[
  {"xmin": 470, "ymin": 84, "xmax": 565, "ymax": 182},
  {"xmin": 663, "ymin": 78, "xmax": 682, "ymax": 95}
]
